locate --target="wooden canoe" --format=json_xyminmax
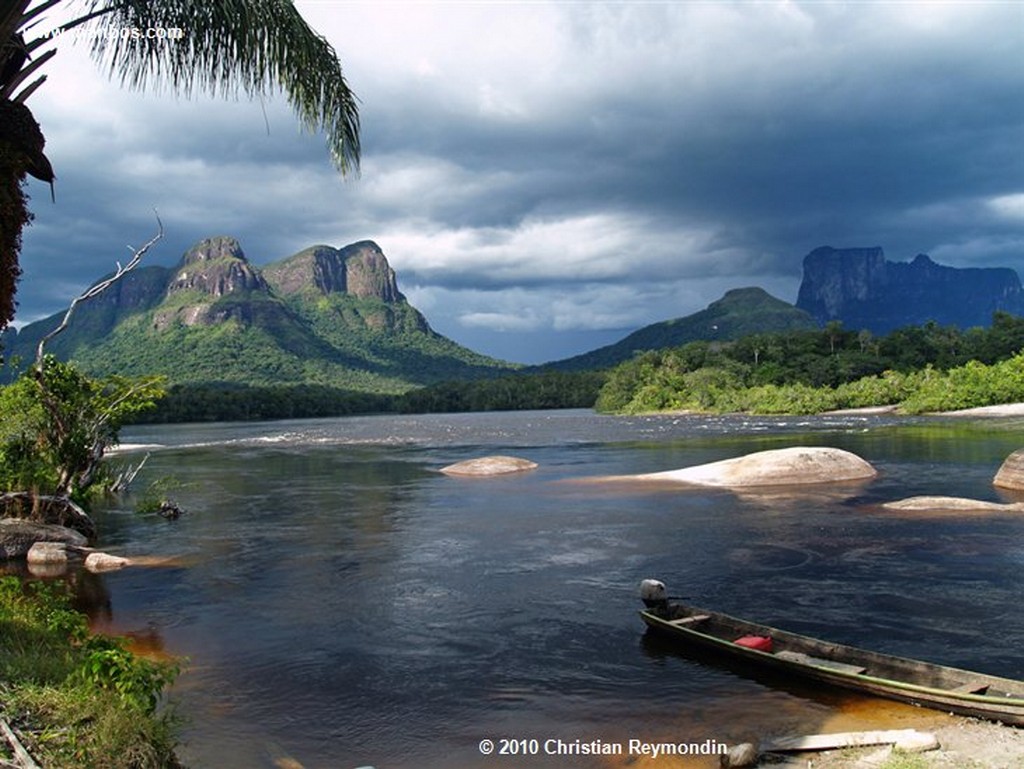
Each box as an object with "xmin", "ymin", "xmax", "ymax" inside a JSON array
[{"xmin": 639, "ymin": 595, "xmax": 1024, "ymax": 725}]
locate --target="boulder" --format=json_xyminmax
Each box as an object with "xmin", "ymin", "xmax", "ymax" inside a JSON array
[
  {"xmin": 27, "ymin": 541, "xmax": 73, "ymax": 565},
  {"xmin": 84, "ymin": 552, "xmax": 131, "ymax": 573},
  {"xmin": 882, "ymin": 496, "xmax": 1024, "ymax": 512},
  {"xmin": 994, "ymin": 449, "xmax": 1024, "ymax": 490},
  {"xmin": 0, "ymin": 492, "xmax": 96, "ymax": 538},
  {"xmin": 0, "ymin": 518, "xmax": 88, "ymax": 559},
  {"xmin": 635, "ymin": 446, "xmax": 876, "ymax": 487},
  {"xmin": 440, "ymin": 455, "xmax": 538, "ymax": 477}
]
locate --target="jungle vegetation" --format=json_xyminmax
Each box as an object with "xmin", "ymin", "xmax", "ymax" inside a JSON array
[{"xmin": 595, "ymin": 313, "xmax": 1024, "ymax": 415}]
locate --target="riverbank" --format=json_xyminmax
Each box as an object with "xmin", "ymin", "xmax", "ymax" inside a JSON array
[
  {"xmin": 637, "ymin": 402, "xmax": 1024, "ymax": 420},
  {"xmin": 829, "ymin": 402, "xmax": 1024, "ymax": 418},
  {"xmin": 940, "ymin": 403, "xmax": 1024, "ymax": 418},
  {"xmin": 0, "ymin": 576, "xmax": 182, "ymax": 768},
  {"xmin": 790, "ymin": 717, "xmax": 1024, "ymax": 768}
]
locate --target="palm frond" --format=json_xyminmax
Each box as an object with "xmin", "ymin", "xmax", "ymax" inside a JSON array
[{"xmin": 85, "ymin": 0, "xmax": 360, "ymax": 174}]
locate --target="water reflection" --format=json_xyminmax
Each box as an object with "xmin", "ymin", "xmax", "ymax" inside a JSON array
[{"xmin": 73, "ymin": 410, "xmax": 1024, "ymax": 767}]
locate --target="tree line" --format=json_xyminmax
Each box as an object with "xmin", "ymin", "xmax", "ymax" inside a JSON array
[
  {"xmin": 595, "ymin": 312, "xmax": 1024, "ymax": 414},
  {"xmin": 80, "ymin": 312, "xmax": 1024, "ymax": 423},
  {"xmin": 131, "ymin": 370, "xmax": 606, "ymax": 423}
]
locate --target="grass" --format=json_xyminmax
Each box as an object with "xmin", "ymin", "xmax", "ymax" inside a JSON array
[
  {"xmin": 0, "ymin": 576, "xmax": 183, "ymax": 768},
  {"xmin": 880, "ymin": 754, "xmax": 930, "ymax": 769}
]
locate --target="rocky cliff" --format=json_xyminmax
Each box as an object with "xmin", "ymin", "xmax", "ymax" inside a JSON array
[
  {"xmin": 796, "ymin": 246, "xmax": 1024, "ymax": 332},
  {"xmin": 263, "ymin": 240, "xmax": 426, "ymax": 334},
  {"xmin": 1, "ymin": 237, "xmax": 511, "ymax": 390},
  {"xmin": 260, "ymin": 240, "xmax": 401, "ymax": 302},
  {"xmin": 156, "ymin": 236, "xmax": 276, "ymax": 329}
]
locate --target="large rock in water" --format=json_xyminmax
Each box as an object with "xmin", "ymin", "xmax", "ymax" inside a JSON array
[
  {"xmin": 881, "ymin": 496, "xmax": 1024, "ymax": 512},
  {"xmin": 635, "ymin": 446, "xmax": 876, "ymax": 487},
  {"xmin": 994, "ymin": 449, "xmax": 1024, "ymax": 490},
  {"xmin": 0, "ymin": 518, "xmax": 88, "ymax": 559},
  {"xmin": 440, "ymin": 456, "xmax": 538, "ymax": 476}
]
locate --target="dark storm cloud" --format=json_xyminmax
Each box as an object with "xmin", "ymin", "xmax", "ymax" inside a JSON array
[{"xmin": 10, "ymin": 1, "xmax": 1024, "ymax": 364}]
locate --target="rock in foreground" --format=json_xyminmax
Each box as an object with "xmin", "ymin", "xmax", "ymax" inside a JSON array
[
  {"xmin": 84, "ymin": 552, "xmax": 131, "ymax": 573},
  {"xmin": 0, "ymin": 519, "xmax": 88, "ymax": 559},
  {"xmin": 634, "ymin": 446, "xmax": 876, "ymax": 487},
  {"xmin": 440, "ymin": 456, "xmax": 538, "ymax": 476}
]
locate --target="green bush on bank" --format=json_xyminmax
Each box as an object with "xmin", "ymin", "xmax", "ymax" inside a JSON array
[
  {"xmin": 900, "ymin": 354, "xmax": 1024, "ymax": 414},
  {"xmin": 0, "ymin": 577, "xmax": 181, "ymax": 768},
  {"xmin": 0, "ymin": 357, "xmax": 164, "ymax": 502},
  {"xmin": 598, "ymin": 350, "xmax": 1024, "ymax": 417},
  {"xmin": 593, "ymin": 309, "xmax": 1024, "ymax": 416}
]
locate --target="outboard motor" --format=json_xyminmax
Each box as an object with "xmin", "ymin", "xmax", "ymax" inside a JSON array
[{"xmin": 639, "ymin": 578, "xmax": 669, "ymax": 614}]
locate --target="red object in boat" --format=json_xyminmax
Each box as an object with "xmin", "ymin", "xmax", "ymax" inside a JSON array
[{"xmin": 734, "ymin": 635, "xmax": 773, "ymax": 652}]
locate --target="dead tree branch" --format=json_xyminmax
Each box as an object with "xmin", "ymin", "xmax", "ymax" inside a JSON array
[
  {"xmin": 35, "ymin": 213, "xmax": 163, "ymax": 367},
  {"xmin": 0, "ymin": 718, "xmax": 41, "ymax": 769},
  {"xmin": 107, "ymin": 452, "xmax": 150, "ymax": 494}
]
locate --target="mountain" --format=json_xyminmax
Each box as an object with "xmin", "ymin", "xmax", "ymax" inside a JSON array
[
  {"xmin": 1, "ymin": 236, "xmax": 515, "ymax": 392},
  {"xmin": 796, "ymin": 246, "xmax": 1024, "ymax": 333},
  {"xmin": 543, "ymin": 287, "xmax": 818, "ymax": 371}
]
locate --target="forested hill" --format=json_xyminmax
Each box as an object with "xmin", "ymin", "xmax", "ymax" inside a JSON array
[
  {"xmin": 541, "ymin": 287, "xmax": 818, "ymax": 372},
  {"xmin": 595, "ymin": 310, "xmax": 1024, "ymax": 415},
  {"xmin": 1, "ymin": 237, "xmax": 516, "ymax": 392}
]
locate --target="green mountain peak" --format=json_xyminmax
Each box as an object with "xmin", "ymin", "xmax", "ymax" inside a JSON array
[
  {"xmin": 2, "ymin": 236, "xmax": 516, "ymax": 392},
  {"xmin": 543, "ymin": 286, "xmax": 818, "ymax": 371}
]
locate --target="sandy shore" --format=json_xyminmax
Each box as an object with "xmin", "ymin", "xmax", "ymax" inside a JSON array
[
  {"xmin": 939, "ymin": 403, "xmax": 1024, "ymax": 418},
  {"xmin": 660, "ymin": 403, "xmax": 1024, "ymax": 419},
  {"xmin": 790, "ymin": 716, "xmax": 1024, "ymax": 768}
]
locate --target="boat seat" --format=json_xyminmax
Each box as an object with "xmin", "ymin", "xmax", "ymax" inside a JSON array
[
  {"xmin": 668, "ymin": 614, "xmax": 711, "ymax": 626},
  {"xmin": 949, "ymin": 681, "xmax": 989, "ymax": 694},
  {"xmin": 775, "ymin": 650, "xmax": 867, "ymax": 675}
]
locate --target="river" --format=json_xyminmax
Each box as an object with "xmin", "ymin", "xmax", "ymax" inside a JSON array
[{"xmin": 87, "ymin": 409, "xmax": 1024, "ymax": 768}]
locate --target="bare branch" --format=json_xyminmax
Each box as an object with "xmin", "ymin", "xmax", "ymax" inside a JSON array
[
  {"xmin": 35, "ymin": 213, "xmax": 163, "ymax": 368},
  {"xmin": 108, "ymin": 452, "xmax": 150, "ymax": 494},
  {"xmin": 0, "ymin": 718, "xmax": 41, "ymax": 769}
]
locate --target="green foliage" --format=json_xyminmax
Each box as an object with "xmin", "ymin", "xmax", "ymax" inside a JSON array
[
  {"xmin": 2, "ymin": 281, "xmax": 520, "ymax": 396},
  {"xmin": 0, "ymin": 579, "xmax": 85, "ymax": 687},
  {"xmin": 75, "ymin": 636, "xmax": 180, "ymax": 714},
  {"xmin": 900, "ymin": 354, "xmax": 1024, "ymax": 414},
  {"xmin": 741, "ymin": 382, "xmax": 840, "ymax": 415},
  {"xmin": 0, "ymin": 356, "xmax": 165, "ymax": 498},
  {"xmin": 595, "ymin": 315, "xmax": 1024, "ymax": 416},
  {"xmin": 396, "ymin": 370, "xmax": 606, "ymax": 413},
  {"xmin": 832, "ymin": 369, "xmax": 918, "ymax": 409},
  {"xmin": 135, "ymin": 476, "xmax": 187, "ymax": 514},
  {"xmin": 134, "ymin": 381, "xmax": 392, "ymax": 422},
  {"xmin": 879, "ymin": 753, "xmax": 929, "ymax": 769},
  {"xmin": 0, "ymin": 577, "xmax": 181, "ymax": 767}
]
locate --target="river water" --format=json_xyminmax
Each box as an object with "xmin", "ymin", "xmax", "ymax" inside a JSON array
[{"xmin": 87, "ymin": 409, "xmax": 1024, "ymax": 768}]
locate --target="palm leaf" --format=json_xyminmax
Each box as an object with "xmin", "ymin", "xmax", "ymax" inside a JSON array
[{"xmin": 82, "ymin": 0, "xmax": 360, "ymax": 174}]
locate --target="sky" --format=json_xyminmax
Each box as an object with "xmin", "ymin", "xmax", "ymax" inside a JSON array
[{"xmin": 12, "ymin": 0, "xmax": 1024, "ymax": 364}]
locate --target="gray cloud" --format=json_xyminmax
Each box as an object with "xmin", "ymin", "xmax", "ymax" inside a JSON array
[{"xmin": 11, "ymin": 1, "xmax": 1024, "ymax": 363}]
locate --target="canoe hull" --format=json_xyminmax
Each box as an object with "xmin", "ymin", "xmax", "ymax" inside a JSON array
[{"xmin": 640, "ymin": 604, "xmax": 1024, "ymax": 726}]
